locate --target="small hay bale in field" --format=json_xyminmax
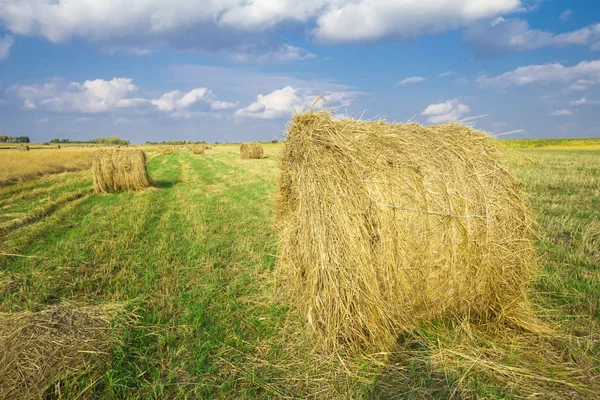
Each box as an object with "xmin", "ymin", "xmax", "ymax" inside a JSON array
[
  {"xmin": 92, "ymin": 149, "xmax": 150, "ymax": 193},
  {"xmin": 0, "ymin": 305, "xmax": 115, "ymax": 399},
  {"xmin": 55, "ymin": 144, "xmax": 61, "ymax": 149},
  {"xmin": 192, "ymin": 145, "xmax": 205, "ymax": 155},
  {"xmin": 277, "ymin": 110, "xmax": 536, "ymax": 353},
  {"xmin": 240, "ymin": 142, "xmax": 264, "ymax": 159},
  {"xmin": 18, "ymin": 144, "xmax": 30, "ymax": 151},
  {"xmin": 161, "ymin": 146, "xmax": 174, "ymax": 155}
]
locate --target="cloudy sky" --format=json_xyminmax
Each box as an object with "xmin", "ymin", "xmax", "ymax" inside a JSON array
[{"xmin": 0, "ymin": 0, "xmax": 599, "ymax": 143}]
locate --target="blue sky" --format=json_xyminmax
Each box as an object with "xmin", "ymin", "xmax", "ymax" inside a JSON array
[{"xmin": 0, "ymin": 0, "xmax": 599, "ymax": 143}]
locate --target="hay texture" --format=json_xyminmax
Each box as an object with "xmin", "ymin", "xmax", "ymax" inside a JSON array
[
  {"xmin": 161, "ymin": 146, "xmax": 174, "ymax": 155},
  {"xmin": 277, "ymin": 111, "xmax": 536, "ymax": 353},
  {"xmin": 192, "ymin": 145, "xmax": 205, "ymax": 155},
  {"xmin": 18, "ymin": 144, "xmax": 30, "ymax": 151},
  {"xmin": 240, "ymin": 142, "xmax": 264, "ymax": 159},
  {"xmin": 92, "ymin": 149, "xmax": 150, "ymax": 193},
  {"xmin": 0, "ymin": 305, "xmax": 114, "ymax": 399}
]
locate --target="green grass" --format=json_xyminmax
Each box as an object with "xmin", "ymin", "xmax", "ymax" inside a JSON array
[
  {"xmin": 501, "ymin": 137, "xmax": 600, "ymax": 148},
  {"xmin": 0, "ymin": 147, "xmax": 598, "ymax": 398}
]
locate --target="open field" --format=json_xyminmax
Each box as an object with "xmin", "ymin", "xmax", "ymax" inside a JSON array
[{"xmin": 0, "ymin": 143, "xmax": 599, "ymax": 398}]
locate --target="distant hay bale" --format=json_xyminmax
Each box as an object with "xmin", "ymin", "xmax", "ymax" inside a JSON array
[
  {"xmin": 18, "ymin": 144, "xmax": 29, "ymax": 151},
  {"xmin": 161, "ymin": 146, "xmax": 174, "ymax": 155},
  {"xmin": 192, "ymin": 145, "xmax": 205, "ymax": 155},
  {"xmin": 92, "ymin": 149, "xmax": 150, "ymax": 193},
  {"xmin": 240, "ymin": 142, "xmax": 264, "ymax": 159},
  {"xmin": 55, "ymin": 144, "xmax": 61, "ymax": 149},
  {"xmin": 277, "ymin": 111, "xmax": 536, "ymax": 353},
  {"xmin": 0, "ymin": 305, "xmax": 114, "ymax": 399}
]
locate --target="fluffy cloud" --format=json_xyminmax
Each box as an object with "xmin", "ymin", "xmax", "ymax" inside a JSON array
[
  {"xmin": 312, "ymin": 0, "xmax": 520, "ymax": 43},
  {"xmin": 8, "ymin": 77, "xmax": 236, "ymax": 118},
  {"xmin": 559, "ymin": 10, "xmax": 574, "ymax": 22},
  {"xmin": 465, "ymin": 18, "xmax": 600, "ymax": 54},
  {"xmin": 476, "ymin": 60, "xmax": 600, "ymax": 88},
  {"xmin": 9, "ymin": 78, "xmax": 147, "ymax": 113},
  {"xmin": 0, "ymin": 0, "xmax": 521, "ymax": 54},
  {"xmin": 570, "ymin": 97, "xmax": 600, "ymax": 106},
  {"xmin": 234, "ymin": 86, "xmax": 355, "ymax": 119},
  {"xmin": 570, "ymin": 80, "xmax": 596, "ymax": 91},
  {"xmin": 398, "ymin": 76, "xmax": 426, "ymax": 85},
  {"xmin": 0, "ymin": 34, "xmax": 14, "ymax": 61},
  {"xmin": 438, "ymin": 71, "xmax": 454, "ymax": 78},
  {"xmin": 420, "ymin": 99, "xmax": 470, "ymax": 124},
  {"xmin": 151, "ymin": 87, "xmax": 236, "ymax": 117},
  {"xmin": 549, "ymin": 109, "xmax": 572, "ymax": 116}
]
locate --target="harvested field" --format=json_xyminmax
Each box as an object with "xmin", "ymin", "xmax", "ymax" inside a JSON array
[{"xmin": 0, "ymin": 142, "xmax": 598, "ymax": 398}]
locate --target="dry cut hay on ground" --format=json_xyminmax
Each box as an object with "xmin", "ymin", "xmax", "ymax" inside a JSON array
[
  {"xmin": 277, "ymin": 110, "xmax": 537, "ymax": 353},
  {"xmin": 0, "ymin": 304, "xmax": 118, "ymax": 399},
  {"xmin": 240, "ymin": 142, "xmax": 264, "ymax": 159},
  {"xmin": 92, "ymin": 149, "xmax": 151, "ymax": 193},
  {"xmin": 192, "ymin": 144, "xmax": 205, "ymax": 155}
]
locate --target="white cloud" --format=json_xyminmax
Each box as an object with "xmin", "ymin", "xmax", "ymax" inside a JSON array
[
  {"xmin": 234, "ymin": 86, "xmax": 355, "ymax": 119},
  {"xmin": 114, "ymin": 118, "xmax": 131, "ymax": 125},
  {"xmin": 465, "ymin": 18, "xmax": 600, "ymax": 53},
  {"xmin": 398, "ymin": 76, "xmax": 426, "ymax": 85},
  {"xmin": 313, "ymin": 0, "xmax": 521, "ymax": 43},
  {"xmin": 210, "ymin": 100, "xmax": 238, "ymax": 110},
  {"xmin": 150, "ymin": 87, "xmax": 235, "ymax": 117},
  {"xmin": 8, "ymin": 77, "xmax": 236, "ymax": 118},
  {"xmin": 455, "ymin": 77, "xmax": 469, "ymax": 85},
  {"xmin": 559, "ymin": 10, "xmax": 574, "ymax": 22},
  {"xmin": 438, "ymin": 71, "xmax": 455, "ymax": 78},
  {"xmin": 0, "ymin": 35, "xmax": 14, "ymax": 61},
  {"xmin": 477, "ymin": 60, "xmax": 600, "ymax": 88},
  {"xmin": 549, "ymin": 109, "xmax": 572, "ymax": 116},
  {"xmin": 0, "ymin": 0, "xmax": 522, "ymax": 52},
  {"xmin": 421, "ymin": 99, "xmax": 470, "ymax": 124},
  {"xmin": 569, "ymin": 80, "xmax": 595, "ymax": 91},
  {"xmin": 228, "ymin": 45, "xmax": 316, "ymax": 63},
  {"xmin": 570, "ymin": 97, "xmax": 600, "ymax": 106},
  {"xmin": 9, "ymin": 78, "xmax": 147, "ymax": 113}
]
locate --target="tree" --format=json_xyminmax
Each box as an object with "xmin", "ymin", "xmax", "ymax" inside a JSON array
[{"xmin": 0, "ymin": 135, "xmax": 7, "ymax": 143}]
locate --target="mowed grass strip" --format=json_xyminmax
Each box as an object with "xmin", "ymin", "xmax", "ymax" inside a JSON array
[{"xmin": 0, "ymin": 147, "xmax": 598, "ymax": 398}]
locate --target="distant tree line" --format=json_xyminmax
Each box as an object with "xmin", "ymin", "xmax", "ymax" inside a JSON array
[
  {"xmin": 144, "ymin": 140, "xmax": 207, "ymax": 145},
  {"xmin": 50, "ymin": 136, "xmax": 130, "ymax": 145},
  {"xmin": 0, "ymin": 135, "xmax": 30, "ymax": 143}
]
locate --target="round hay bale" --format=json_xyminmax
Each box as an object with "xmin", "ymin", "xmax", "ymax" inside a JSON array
[
  {"xmin": 277, "ymin": 111, "xmax": 536, "ymax": 353},
  {"xmin": 192, "ymin": 145, "xmax": 205, "ymax": 155},
  {"xmin": 240, "ymin": 142, "xmax": 264, "ymax": 159},
  {"xmin": 160, "ymin": 146, "xmax": 174, "ymax": 155},
  {"xmin": 17, "ymin": 144, "xmax": 30, "ymax": 151},
  {"xmin": 92, "ymin": 149, "xmax": 150, "ymax": 193}
]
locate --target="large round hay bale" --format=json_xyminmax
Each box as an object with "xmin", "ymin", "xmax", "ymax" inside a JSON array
[
  {"xmin": 277, "ymin": 111, "xmax": 536, "ymax": 353},
  {"xmin": 191, "ymin": 145, "xmax": 205, "ymax": 155},
  {"xmin": 92, "ymin": 150, "xmax": 150, "ymax": 193},
  {"xmin": 240, "ymin": 142, "xmax": 264, "ymax": 159},
  {"xmin": 18, "ymin": 144, "xmax": 30, "ymax": 151}
]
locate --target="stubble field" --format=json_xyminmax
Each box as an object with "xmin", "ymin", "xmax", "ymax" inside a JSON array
[{"xmin": 0, "ymin": 143, "xmax": 598, "ymax": 399}]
